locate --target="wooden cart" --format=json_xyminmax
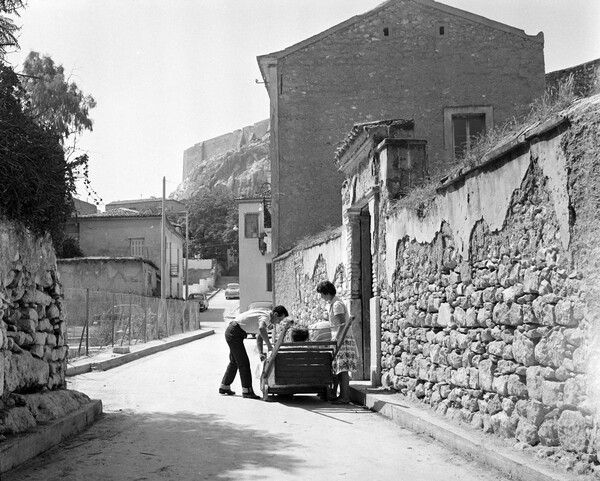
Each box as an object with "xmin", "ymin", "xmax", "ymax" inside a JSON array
[{"xmin": 259, "ymin": 317, "xmax": 354, "ymax": 401}]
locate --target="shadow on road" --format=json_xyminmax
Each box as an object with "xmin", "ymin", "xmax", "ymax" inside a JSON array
[{"xmin": 4, "ymin": 410, "xmax": 302, "ymax": 480}]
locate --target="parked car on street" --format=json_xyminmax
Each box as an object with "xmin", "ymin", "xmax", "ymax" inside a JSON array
[
  {"xmin": 187, "ymin": 292, "xmax": 209, "ymax": 311},
  {"xmin": 224, "ymin": 283, "xmax": 240, "ymax": 300},
  {"xmin": 247, "ymin": 301, "xmax": 272, "ymax": 311}
]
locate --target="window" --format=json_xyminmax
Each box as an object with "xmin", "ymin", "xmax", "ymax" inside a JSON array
[
  {"xmin": 383, "ymin": 27, "xmax": 389, "ymax": 37},
  {"xmin": 452, "ymin": 114, "xmax": 486, "ymax": 159},
  {"xmin": 245, "ymin": 213, "xmax": 259, "ymax": 238},
  {"xmin": 130, "ymin": 238, "xmax": 144, "ymax": 257},
  {"xmin": 266, "ymin": 263, "xmax": 272, "ymax": 292},
  {"xmin": 443, "ymin": 106, "xmax": 493, "ymax": 161}
]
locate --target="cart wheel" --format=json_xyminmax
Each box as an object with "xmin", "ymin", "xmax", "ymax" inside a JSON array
[{"xmin": 262, "ymin": 386, "xmax": 269, "ymax": 401}]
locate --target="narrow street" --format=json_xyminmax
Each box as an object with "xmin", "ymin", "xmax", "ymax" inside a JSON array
[{"xmin": 4, "ymin": 292, "xmax": 510, "ymax": 481}]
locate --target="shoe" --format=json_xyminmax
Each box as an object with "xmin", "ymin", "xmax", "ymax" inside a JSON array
[
  {"xmin": 219, "ymin": 388, "xmax": 236, "ymax": 396},
  {"xmin": 242, "ymin": 391, "xmax": 261, "ymax": 400}
]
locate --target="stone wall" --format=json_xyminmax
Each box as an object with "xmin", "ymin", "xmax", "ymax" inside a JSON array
[
  {"xmin": 273, "ymin": 229, "xmax": 346, "ymax": 325},
  {"xmin": 1, "ymin": 220, "xmax": 72, "ymax": 435},
  {"xmin": 546, "ymin": 58, "xmax": 600, "ymax": 99},
  {"xmin": 274, "ymin": 95, "xmax": 600, "ymax": 470},
  {"xmin": 377, "ymin": 96, "xmax": 600, "ymax": 469}
]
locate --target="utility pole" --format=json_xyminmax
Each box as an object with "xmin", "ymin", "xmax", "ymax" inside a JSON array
[
  {"xmin": 185, "ymin": 209, "xmax": 189, "ymax": 300},
  {"xmin": 161, "ymin": 176, "xmax": 166, "ymax": 301}
]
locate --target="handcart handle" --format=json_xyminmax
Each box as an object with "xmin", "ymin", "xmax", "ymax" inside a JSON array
[
  {"xmin": 262, "ymin": 320, "xmax": 292, "ymax": 380},
  {"xmin": 333, "ymin": 316, "xmax": 355, "ymax": 358}
]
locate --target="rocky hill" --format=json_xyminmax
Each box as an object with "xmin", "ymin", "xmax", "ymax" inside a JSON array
[{"xmin": 172, "ymin": 120, "xmax": 270, "ymax": 201}]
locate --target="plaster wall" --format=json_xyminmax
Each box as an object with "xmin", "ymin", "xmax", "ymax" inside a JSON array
[{"xmin": 57, "ymin": 258, "xmax": 158, "ymax": 297}]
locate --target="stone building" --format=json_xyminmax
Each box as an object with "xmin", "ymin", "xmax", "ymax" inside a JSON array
[{"xmin": 257, "ymin": 0, "xmax": 545, "ymax": 256}]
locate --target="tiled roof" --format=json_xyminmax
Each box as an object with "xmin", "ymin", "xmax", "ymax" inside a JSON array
[{"xmin": 79, "ymin": 208, "xmax": 160, "ymax": 218}]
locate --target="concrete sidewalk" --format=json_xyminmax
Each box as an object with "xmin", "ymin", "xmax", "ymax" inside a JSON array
[
  {"xmin": 66, "ymin": 328, "xmax": 215, "ymax": 376},
  {"xmin": 1, "ymin": 328, "xmax": 215, "ymax": 474},
  {"xmin": 350, "ymin": 383, "xmax": 580, "ymax": 481}
]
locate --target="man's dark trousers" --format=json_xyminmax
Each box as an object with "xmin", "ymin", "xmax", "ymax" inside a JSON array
[{"xmin": 221, "ymin": 321, "xmax": 252, "ymax": 388}]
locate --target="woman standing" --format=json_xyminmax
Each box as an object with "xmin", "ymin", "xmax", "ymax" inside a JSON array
[{"xmin": 316, "ymin": 280, "xmax": 358, "ymax": 404}]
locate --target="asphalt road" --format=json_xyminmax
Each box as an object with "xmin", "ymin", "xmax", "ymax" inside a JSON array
[{"xmin": 4, "ymin": 294, "xmax": 511, "ymax": 481}]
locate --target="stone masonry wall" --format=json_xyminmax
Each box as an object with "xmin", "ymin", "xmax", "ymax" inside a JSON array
[
  {"xmin": 273, "ymin": 231, "xmax": 347, "ymax": 327},
  {"xmin": 0, "ymin": 220, "xmax": 72, "ymax": 436},
  {"xmin": 378, "ymin": 96, "xmax": 600, "ymax": 472}
]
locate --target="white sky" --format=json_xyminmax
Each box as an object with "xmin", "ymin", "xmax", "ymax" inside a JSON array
[{"xmin": 5, "ymin": 0, "xmax": 600, "ymax": 207}]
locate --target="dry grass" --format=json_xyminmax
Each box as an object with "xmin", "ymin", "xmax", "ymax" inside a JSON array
[
  {"xmin": 294, "ymin": 224, "xmax": 342, "ymax": 251},
  {"xmin": 391, "ymin": 73, "xmax": 585, "ymax": 216}
]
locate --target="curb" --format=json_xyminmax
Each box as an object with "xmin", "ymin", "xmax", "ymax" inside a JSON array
[
  {"xmin": 66, "ymin": 330, "xmax": 215, "ymax": 376},
  {"xmin": 0, "ymin": 399, "xmax": 103, "ymax": 474},
  {"xmin": 350, "ymin": 385, "xmax": 578, "ymax": 481}
]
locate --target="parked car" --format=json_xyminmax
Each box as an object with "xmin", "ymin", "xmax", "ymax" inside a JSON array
[
  {"xmin": 247, "ymin": 301, "xmax": 272, "ymax": 311},
  {"xmin": 188, "ymin": 292, "xmax": 209, "ymax": 311},
  {"xmin": 224, "ymin": 283, "xmax": 240, "ymax": 300}
]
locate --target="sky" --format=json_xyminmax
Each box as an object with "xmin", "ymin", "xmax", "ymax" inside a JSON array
[{"xmin": 5, "ymin": 0, "xmax": 600, "ymax": 208}]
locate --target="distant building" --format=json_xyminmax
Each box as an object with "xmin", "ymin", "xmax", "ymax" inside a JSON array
[
  {"xmin": 73, "ymin": 198, "xmax": 98, "ymax": 215},
  {"xmin": 257, "ymin": 0, "xmax": 545, "ymax": 254},
  {"xmin": 182, "ymin": 119, "xmax": 269, "ymax": 180},
  {"xmin": 237, "ymin": 197, "xmax": 273, "ymax": 311},
  {"xmin": 105, "ymin": 198, "xmax": 186, "ymax": 216},
  {"xmin": 67, "ymin": 208, "xmax": 185, "ymax": 298}
]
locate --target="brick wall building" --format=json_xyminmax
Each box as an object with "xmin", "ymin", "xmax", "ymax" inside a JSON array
[{"xmin": 257, "ymin": 0, "xmax": 545, "ymax": 255}]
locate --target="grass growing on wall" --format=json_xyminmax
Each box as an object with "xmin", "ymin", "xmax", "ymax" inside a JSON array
[{"xmin": 390, "ymin": 71, "xmax": 598, "ymax": 217}]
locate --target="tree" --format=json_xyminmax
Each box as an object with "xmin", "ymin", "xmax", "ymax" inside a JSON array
[
  {"xmin": 186, "ymin": 189, "xmax": 238, "ymax": 266},
  {"xmin": 21, "ymin": 52, "xmax": 97, "ymax": 150},
  {"xmin": 20, "ymin": 51, "xmax": 101, "ymax": 210},
  {"xmin": 0, "ymin": 1, "xmax": 24, "ymax": 55}
]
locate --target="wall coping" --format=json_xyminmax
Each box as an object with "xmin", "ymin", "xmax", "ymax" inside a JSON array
[{"xmin": 436, "ymin": 115, "xmax": 569, "ymax": 193}]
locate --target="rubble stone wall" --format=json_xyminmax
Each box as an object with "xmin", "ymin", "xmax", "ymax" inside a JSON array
[
  {"xmin": 273, "ymin": 231, "xmax": 347, "ymax": 325},
  {"xmin": 0, "ymin": 220, "xmax": 68, "ymax": 434},
  {"xmin": 379, "ymin": 97, "xmax": 600, "ymax": 465},
  {"xmin": 274, "ymin": 97, "xmax": 600, "ymax": 468}
]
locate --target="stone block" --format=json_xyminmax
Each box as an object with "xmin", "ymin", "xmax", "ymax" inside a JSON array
[
  {"xmin": 20, "ymin": 306, "xmax": 39, "ymax": 322},
  {"xmin": 478, "ymin": 359, "xmax": 495, "ymax": 391},
  {"xmin": 490, "ymin": 411, "xmax": 518, "ymax": 438},
  {"xmin": 16, "ymin": 317, "xmax": 36, "ymax": 333},
  {"xmin": 492, "ymin": 375, "xmax": 509, "ymax": 396},
  {"xmin": 513, "ymin": 331, "xmax": 536, "ymax": 366},
  {"xmin": 541, "ymin": 380, "xmax": 564, "ymax": 407},
  {"xmin": 0, "ymin": 406, "xmax": 37, "ymax": 435},
  {"xmin": 538, "ymin": 419, "xmax": 560, "ymax": 446},
  {"xmin": 558, "ymin": 410, "xmax": 589, "ymax": 452},
  {"xmin": 507, "ymin": 374, "xmax": 528, "ymax": 398},
  {"xmin": 534, "ymin": 330, "xmax": 566, "ymax": 368},
  {"xmin": 38, "ymin": 318, "xmax": 53, "ymax": 332},
  {"xmin": 4, "ymin": 350, "xmax": 50, "ymax": 392},
  {"xmin": 516, "ymin": 420, "xmax": 539, "ymax": 445}
]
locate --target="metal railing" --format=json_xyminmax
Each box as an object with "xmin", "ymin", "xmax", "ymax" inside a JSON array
[{"xmin": 62, "ymin": 288, "xmax": 204, "ymax": 357}]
